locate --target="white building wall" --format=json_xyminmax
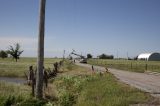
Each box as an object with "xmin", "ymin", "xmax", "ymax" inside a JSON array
[{"xmin": 138, "ymin": 53, "xmax": 160, "ymax": 61}]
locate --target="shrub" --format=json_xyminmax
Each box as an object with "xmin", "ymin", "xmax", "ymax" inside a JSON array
[
  {"xmin": 56, "ymin": 75, "xmax": 98, "ymax": 106},
  {"xmin": 19, "ymin": 99, "xmax": 46, "ymax": 106},
  {"xmin": 59, "ymin": 92, "xmax": 76, "ymax": 106},
  {"xmin": 2, "ymin": 95, "xmax": 16, "ymax": 106},
  {"xmin": 87, "ymin": 54, "xmax": 92, "ymax": 59},
  {"xmin": 0, "ymin": 50, "xmax": 8, "ymax": 59}
]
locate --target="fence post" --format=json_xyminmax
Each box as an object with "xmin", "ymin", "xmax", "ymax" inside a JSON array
[
  {"xmin": 131, "ymin": 62, "xmax": 132, "ymax": 69},
  {"xmin": 145, "ymin": 64, "xmax": 148, "ymax": 71},
  {"xmin": 32, "ymin": 78, "xmax": 35, "ymax": 96}
]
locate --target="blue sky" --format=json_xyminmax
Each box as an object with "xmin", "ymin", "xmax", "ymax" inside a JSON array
[{"xmin": 0, "ymin": 0, "xmax": 160, "ymax": 58}]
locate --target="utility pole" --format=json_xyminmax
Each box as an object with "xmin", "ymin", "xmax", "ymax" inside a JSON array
[
  {"xmin": 116, "ymin": 51, "xmax": 118, "ymax": 59},
  {"xmin": 36, "ymin": 0, "xmax": 46, "ymax": 99},
  {"xmin": 63, "ymin": 50, "xmax": 65, "ymax": 60}
]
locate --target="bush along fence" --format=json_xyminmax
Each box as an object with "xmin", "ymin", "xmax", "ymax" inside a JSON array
[{"xmin": 24, "ymin": 60, "xmax": 64, "ymax": 96}]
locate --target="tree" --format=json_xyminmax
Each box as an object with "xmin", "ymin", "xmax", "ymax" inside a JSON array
[
  {"xmin": 134, "ymin": 56, "xmax": 138, "ymax": 60},
  {"xmin": 36, "ymin": 0, "xmax": 46, "ymax": 99},
  {"xmin": 87, "ymin": 54, "xmax": 92, "ymax": 59},
  {"xmin": 98, "ymin": 53, "xmax": 114, "ymax": 59},
  {"xmin": 0, "ymin": 50, "xmax": 8, "ymax": 59},
  {"xmin": 7, "ymin": 43, "xmax": 23, "ymax": 62}
]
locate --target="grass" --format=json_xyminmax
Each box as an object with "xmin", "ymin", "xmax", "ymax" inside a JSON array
[
  {"xmin": 0, "ymin": 59, "xmax": 155, "ymax": 106},
  {"xmin": 0, "ymin": 81, "xmax": 56, "ymax": 106},
  {"xmin": 51, "ymin": 60, "xmax": 152, "ymax": 106},
  {"xmin": 0, "ymin": 81, "xmax": 31, "ymax": 106},
  {"xmin": 76, "ymin": 73, "xmax": 151, "ymax": 106},
  {"xmin": 0, "ymin": 57, "xmax": 61, "ymax": 77},
  {"xmin": 88, "ymin": 59, "xmax": 160, "ymax": 73}
]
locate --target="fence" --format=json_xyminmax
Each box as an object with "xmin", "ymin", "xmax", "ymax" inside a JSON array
[{"xmin": 88, "ymin": 59, "xmax": 160, "ymax": 73}]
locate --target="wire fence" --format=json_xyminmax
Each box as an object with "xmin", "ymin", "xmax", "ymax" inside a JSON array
[{"xmin": 88, "ymin": 59, "xmax": 160, "ymax": 73}]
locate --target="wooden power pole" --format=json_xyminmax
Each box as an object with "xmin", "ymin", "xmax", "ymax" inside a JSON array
[{"xmin": 36, "ymin": 0, "xmax": 46, "ymax": 99}]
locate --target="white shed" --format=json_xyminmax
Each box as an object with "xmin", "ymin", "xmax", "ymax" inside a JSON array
[{"xmin": 138, "ymin": 53, "xmax": 160, "ymax": 61}]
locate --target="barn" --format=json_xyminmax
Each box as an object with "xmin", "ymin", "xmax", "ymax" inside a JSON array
[{"xmin": 138, "ymin": 53, "xmax": 160, "ymax": 61}]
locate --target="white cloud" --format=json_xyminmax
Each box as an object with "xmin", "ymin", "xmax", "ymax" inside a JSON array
[
  {"xmin": 0, "ymin": 36, "xmax": 64, "ymax": 57},
  {"xmin": 0, "ymin": 36, "xmax": 37, "ymax": 49},
  {"xmin": 0, "ymin": 36, "xmax": 37, "ymax": 57}
]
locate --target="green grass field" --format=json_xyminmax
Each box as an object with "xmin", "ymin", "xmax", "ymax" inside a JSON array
[
  {"xmin": 0, "ymin": 58, "xmax": 61, "ymax": 77},
  {"xmin": 88, "ymin": 59, "xmax": 160, "ymax": 73},
  {"xmin": 0, "ymin": 59, "xmax": 156, "ymax": 106}
]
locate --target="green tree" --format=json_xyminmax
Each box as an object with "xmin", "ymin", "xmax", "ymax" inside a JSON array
[
  {"xmin": 87, "ymin": 54, "xmax": 92, "ymax": 59},
  {"xmin": 98, "ymin": 53, "xmax": 114, "ymax": 59},
  {"xmin": 7, "ymin": 43, "xmax": 23, "ymax": 62},
  {"xmin": 0, "ymin": 50, "xmax": 8, "ymax": 59}
]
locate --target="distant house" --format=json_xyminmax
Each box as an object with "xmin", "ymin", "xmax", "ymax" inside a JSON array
[{"xmin": 138, "ymin": 53, "xmax": 160, "ymax": 61}]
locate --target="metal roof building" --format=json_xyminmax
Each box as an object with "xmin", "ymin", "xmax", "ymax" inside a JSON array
[{"xmin": 138, "ymin": 53, "xmax": 160, "ymax": 61}]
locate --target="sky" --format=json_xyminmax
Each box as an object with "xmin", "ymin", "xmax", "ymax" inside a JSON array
[{"xmin": 0, "ymin": 0, "xmax": 160, "ymax": 58}]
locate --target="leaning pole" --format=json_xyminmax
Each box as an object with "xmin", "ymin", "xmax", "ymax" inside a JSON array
[{"xmin": 36, "ymin": 0, "xmax": 46, "ymax": 99}]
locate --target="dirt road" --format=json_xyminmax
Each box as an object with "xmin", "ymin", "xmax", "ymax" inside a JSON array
[{"xmin": 76, "ymin": 62, "xmax": 160, "ymax": 97}]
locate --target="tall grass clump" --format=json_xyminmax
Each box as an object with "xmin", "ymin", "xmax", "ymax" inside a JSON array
[
  {"xmin": 0, "ymin": 81, "xmax": 31, "ymax": 106},
  {"xmin": 0, "ymin": 81, "xmax": 47, "ymax": 106},
  {"xmin": 54, "ymin": 75, "xmax": 96, "ymax": 106}
]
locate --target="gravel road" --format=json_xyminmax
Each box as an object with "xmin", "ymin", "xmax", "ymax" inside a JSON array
[{"xmin": 76, "ymin": 62, "xmax": 160, "ymax": 97}]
